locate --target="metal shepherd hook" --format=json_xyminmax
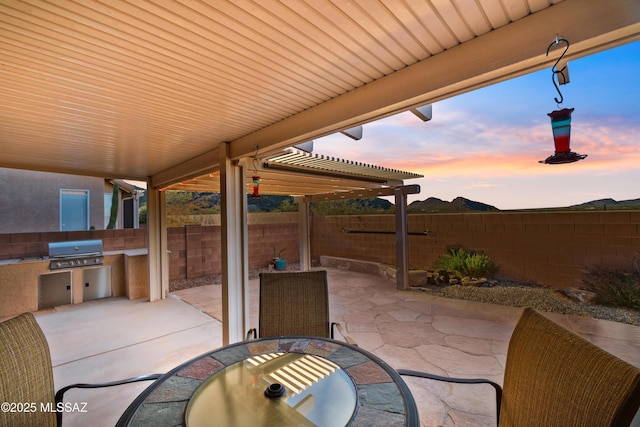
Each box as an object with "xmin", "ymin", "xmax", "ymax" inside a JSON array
[{"xmin": 546, "ymin": 36, "xmax": 570, "ymax": 105}]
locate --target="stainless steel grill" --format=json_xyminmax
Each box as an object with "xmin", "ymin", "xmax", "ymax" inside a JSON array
[{"xmin": 48, "ymin": 240, "xmax": 104, "ymax": 270}]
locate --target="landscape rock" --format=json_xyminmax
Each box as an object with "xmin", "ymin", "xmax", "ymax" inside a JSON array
[
  {"xmin": 460, "ymin": 277, "xmax": 487, "ymax": 287},
  {"xmin": 557, "ymin": 287, "xmax": 597, "ymax": 305}
]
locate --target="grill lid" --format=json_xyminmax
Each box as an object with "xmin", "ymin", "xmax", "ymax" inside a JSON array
[{"xmin": 49, "ymin": 240, "xmax": 103, "ymax": 258}]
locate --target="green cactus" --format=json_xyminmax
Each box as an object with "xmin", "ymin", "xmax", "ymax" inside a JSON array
[{"xmin": 106, "ymin": 183, "xmax": 119, "ymax": 229}]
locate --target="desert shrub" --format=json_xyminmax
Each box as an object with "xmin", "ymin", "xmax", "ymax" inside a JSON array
[
  {"xmin": 434, "ymin": 248, "xmax": 463, "ymax": 274},
  {"xmin": 583, "ymin": 267, "xmax": 640, "ymax": 310},
  {"xmin": 434, "ymin": 248, "xmax": 497, "ymax": 278},
  {"xmin": 138, "ymin": 204, "xmax": 147, "ymax": 224},
  {"xmin": 310, "ymin": 198, "xmax": 393, "ymax": 215}
]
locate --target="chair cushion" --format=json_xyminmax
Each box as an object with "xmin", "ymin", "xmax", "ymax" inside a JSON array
[
  {"xmin": 500, "ymin": 307, "xmax": 640, "ymax": 426},
  {"xmin": 0, "ymin": 313, "xmax": 56, "ymax": 427}
]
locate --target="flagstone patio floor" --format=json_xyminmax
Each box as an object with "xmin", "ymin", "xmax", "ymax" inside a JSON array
[{"xmin": 34, "ymin": 267, "xmax": 640, "ymax": 426}]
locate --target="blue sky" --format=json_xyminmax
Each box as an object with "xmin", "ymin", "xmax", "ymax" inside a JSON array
[{"xmin": 314, "ymin": 40, "xmax": 640, "ymax": 210}]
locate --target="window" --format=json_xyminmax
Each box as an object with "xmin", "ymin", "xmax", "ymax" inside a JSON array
[{"xmin": 60, "ymin": 189, "xmax": 89, "ymax": 231}]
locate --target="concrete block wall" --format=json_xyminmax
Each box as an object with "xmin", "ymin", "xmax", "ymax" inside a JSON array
[
  {"xmin": 4, "ymin": 211, "xmax": 637, "ymax": 289},
  {"xmin": 181, "ymin": 225, "xmax": 219, "ymax": 279},
  {"xmin": 310, "ymin": 215, "xmax": 396, "ymax": 266},
  {"xmin": 1, "ymin": 213, "xmax": 300, "ymax": 282},
  {"xmin": 0, "ymin": 228, "xmax": 148, "ymax": 260},
  {"xmin": 166, "ymin": 213, "xmax": 300, "ymax": 280},
  {"xmin": 167, "ymin": 223, "xmax": 299, "ymax": 280},
  {"xmin": 311, "ymin": 211, "xmax": 640, "ymax": 289},
  {"xmin": 168, "ymin": 225, "xmax": 223, "ymax": 280}
]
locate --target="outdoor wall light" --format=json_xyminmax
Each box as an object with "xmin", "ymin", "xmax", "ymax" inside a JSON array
[{"xmin": 539, "ymin": 36, "xmax": 587, "ymax": 165}]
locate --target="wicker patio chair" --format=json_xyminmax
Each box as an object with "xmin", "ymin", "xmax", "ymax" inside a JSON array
[
  {"xmin": 399, "ymin": 307, "xmax": 640, "ymax": 426},
  {"xmin": 0, "ymin": 312, "xmax": 161, "ymax": 427},
  {"xmin": 246, "ymin": 270, "xmax": 356, "ymax": 345}
]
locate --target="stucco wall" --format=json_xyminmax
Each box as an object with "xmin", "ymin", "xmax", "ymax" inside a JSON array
[
  {"xmin": 311, "ymin": 211, "xmax": 640, "ymax": 289},
  {"xmin": 0, "ymin": 168, "xmax": 105, "ymax": 233}
]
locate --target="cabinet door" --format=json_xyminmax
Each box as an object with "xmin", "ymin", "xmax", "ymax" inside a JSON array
[{"xmin": 39, "ymin": 271, "xmax": 72, "ymax": 309}]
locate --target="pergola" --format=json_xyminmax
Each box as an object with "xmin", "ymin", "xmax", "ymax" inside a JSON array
[
  {"xmin": 1, "ymin": 0, "xmax": 639, "ymax": 343},
  {"xmin": 161, "ymin": 144, "xmax": 423, "ymax": 344}
]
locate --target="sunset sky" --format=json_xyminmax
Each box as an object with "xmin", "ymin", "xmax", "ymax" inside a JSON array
[{"xmin": 314, "ymin": 40, "xmax": 640, "ymax": 210}]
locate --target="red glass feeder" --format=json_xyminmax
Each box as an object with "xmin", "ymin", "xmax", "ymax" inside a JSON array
[
  {"xmin": 539, "ymin": 107, "xmax": 587, "ymax": 164},
  {"xmin": 251, "ymin": 176, "xmax": 261, "ymax": 198}
]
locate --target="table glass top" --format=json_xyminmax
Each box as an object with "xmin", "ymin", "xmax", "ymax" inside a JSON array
[{"xmin": 185, "ymin": 352, "xmax": 357, "ymax": 426}]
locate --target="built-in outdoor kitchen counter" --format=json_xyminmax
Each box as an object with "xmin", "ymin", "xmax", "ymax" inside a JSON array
[{"xmin": 0, "ymin": 246, "xmax": 150, "ymax": 319}]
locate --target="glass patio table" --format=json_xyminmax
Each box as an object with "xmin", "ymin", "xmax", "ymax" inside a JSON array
[{"xmin": 116, "ymin": 336, "xmax": 419, "ymax": 426}]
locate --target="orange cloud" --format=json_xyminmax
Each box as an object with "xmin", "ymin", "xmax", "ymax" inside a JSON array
[{"xmin": 375, "ymin": 117, "xmax": 640, "ymax": 179}]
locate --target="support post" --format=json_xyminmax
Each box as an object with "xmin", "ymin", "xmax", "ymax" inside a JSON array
[
  {"xmin": 146, "ymin": 184, "xmax": 168, "ymax": 301},
  {"xmin": 295, "ymin": 196, "xmax": 311, "ymax": 271},
  {"xmin": 219, "ymin": 143, "xmax": 250, "ymax": 345},
  {"xmin": 395, "ymin": 187, "xmax": 409, "ymax": 290}
]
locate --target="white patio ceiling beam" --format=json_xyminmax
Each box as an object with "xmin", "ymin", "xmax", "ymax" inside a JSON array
[{"xmin": 150, "ymin": 147, "xmax": 221, "ymax": 190}]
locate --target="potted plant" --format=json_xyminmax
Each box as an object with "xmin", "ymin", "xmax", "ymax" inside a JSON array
[{"xmin": 273, "ymin": 246, "xmax": 287, "ymax": 271}]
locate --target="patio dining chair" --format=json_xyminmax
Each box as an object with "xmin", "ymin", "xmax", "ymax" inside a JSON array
[
  {"xmin": 399, "ymin": 307, "xmax": 640, "ymax": 426},
  {"xmin": 0, "ymin": 312, "xmax": 161, "ymax": 427},
  {"xmin": 246, "ymin": 270, "xmax": 356, "ymax": 345}
]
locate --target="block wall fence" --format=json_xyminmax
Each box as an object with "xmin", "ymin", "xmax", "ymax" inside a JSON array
[
  {"xmin": 2, "ymin": 211, "xmax": 639, "ymax": 289},
  {"xmin": 0, "ymin": 228, "xmax": 148, "ymax": 259},
  {"xmin": 0, "ymin": 213, "xmax": 300, "ymax": 282},
  {"xmin": 311, "ymin": 211, "xmax": 640, "ymax": 289},
  {"xmin": 168, "ymin": 217, "xmax": 299, "ymax": 280}
]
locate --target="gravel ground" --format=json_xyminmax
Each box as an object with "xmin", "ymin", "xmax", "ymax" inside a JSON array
[
  {"xmin": 412, "ymin": 280, "xmax": 640, "ymax": 326},
  {"xmin": 170, "ymin": 271, "xmax": 640, "ymax": 327},
  {"xmin": 170, "ymin": 275, "xmax": 222, "ymax": 292}
]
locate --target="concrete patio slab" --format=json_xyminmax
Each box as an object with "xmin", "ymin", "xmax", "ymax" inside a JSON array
[{"xmin": 34, "ymin": 296, "xmax": 221, "ymax": 427}]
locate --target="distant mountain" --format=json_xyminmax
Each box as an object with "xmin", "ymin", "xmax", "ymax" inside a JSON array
[
  {"xmin": 408, "ymin": 196, "xmax": 499, "ymax": 212},
  {"xmin": 568, "ymin": 198, "xmax": 640, "ymax": 210},
  {"xmin": 251, "ymin": 196, "xmax": 392, "ymax": 212},
  {"xmin": 159, "ymin": 190, "xmax": 640, "ymax": 214},
  {"xmin": 354, "ymin": 198, "xmax": 394, "ymax": 210}
]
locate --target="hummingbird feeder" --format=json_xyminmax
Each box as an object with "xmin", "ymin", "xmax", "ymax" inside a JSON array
[
  {"xmin": 251, "ymin": 175, "xmax": 261, "ymax": 198},
  {"xmin": 539, "ymin": 37, "xmax": 587, "ymax": 165},
  {"xmin": 250, "ymin": 145, "xmax": 262, "ymax": 198}
]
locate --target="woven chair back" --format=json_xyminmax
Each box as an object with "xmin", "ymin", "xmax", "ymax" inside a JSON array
[
  {"xmin": 258, "ymin": 270, "xmax": 330, "ymax": 338},
  {"xmin": 0, "ymin": 312, "xmax": 56, "ymax": 426},
  {"xmin": 500, "ymin": 307, "xmax": 640, "ymax": 426}
]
